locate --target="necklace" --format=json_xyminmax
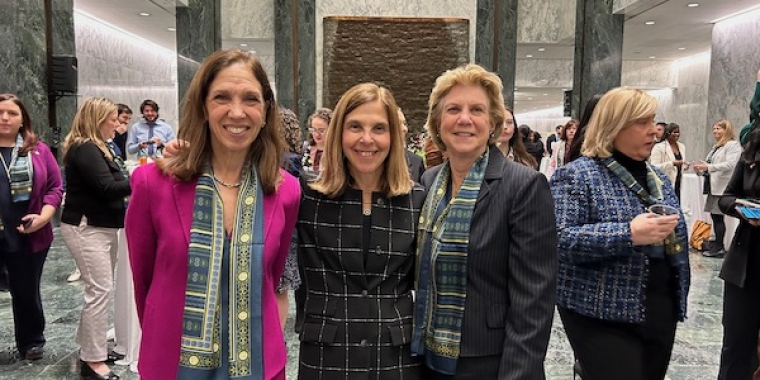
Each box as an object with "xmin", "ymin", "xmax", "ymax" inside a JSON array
[{"xmin": 213, "ymin": 174, "xmax": 243, "ymax": 189}]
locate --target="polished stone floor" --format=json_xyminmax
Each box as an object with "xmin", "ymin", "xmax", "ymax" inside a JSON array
[{"xmin": 0, "ymin": 228, "xmax": 726, "ymax": 379}]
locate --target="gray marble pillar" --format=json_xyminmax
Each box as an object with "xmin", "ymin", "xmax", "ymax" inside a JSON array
[
  {"xmin": 571, "ymin": 0, "xmax": 623, "ymax": 119},
  {"xmin": 176, "ymin": 0, "xmax": 221, "ymax": 106},
  {"xmin": 296, "ymin": 0, "xmax": 315, "ymax": 130},
  {"xmin": 0, "ymin": 0, "xmax": 74, "ymax": 161},
  {"xmin": 274, "ymin": 0, "xmax": 296, "ymax": 112},
  {"xmin": 475, "ymin": 0, "xmax": 518, "ymax": 109}
]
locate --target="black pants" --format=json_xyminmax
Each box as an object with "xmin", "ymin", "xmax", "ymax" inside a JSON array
[
  {"xmin": 718, "ymin": 280, "xmax": 760, "ymax": 380},
  {"xmin": 423, "ymin": 355, "xmax": 501, "ymax": 379},
  {"xmin": 711, "ymin": 213, "xmax": 726, "ymax": 250},
  {"xmin": 0, "ymin": 245, "xmax": 49, "ymax": 353},
  {"xmin": 559, "ymin": 299, "xmax": 677, "ymax": 380}
]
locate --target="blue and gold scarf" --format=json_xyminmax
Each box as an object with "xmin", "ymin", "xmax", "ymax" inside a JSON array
[
  {"xmin": 603, "ymin": 157, "xmax": 688, "ymax": 266},
  {"xmin": 179, "ymin": 165, "xmax": 264, "ymax": 378},
  {"xmin": 412, "ymin": 149, "xmax": 489, "ymax": 375},
  {"xmin": 0, "ymin": 134, "xmax": 33, "ymax": 231}
]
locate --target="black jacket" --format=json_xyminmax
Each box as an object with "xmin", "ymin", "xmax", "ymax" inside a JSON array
[
  {"xmin": 62, "ymin": 141, "xmax": 131, "ymax": 228},
  {"xmin": 719, "ymin": 159, "xmax": 760, "ymax": 287}
]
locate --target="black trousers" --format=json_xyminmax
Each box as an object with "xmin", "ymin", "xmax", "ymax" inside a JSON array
[
  {"xmin": 423, "ymin": 355, "xmax": 500, "ymax": 379},
  {"xmin": 559, "ymin": 299, "xmax": 677, "ymax": 380},
  {"xmin": 718, "ymin": 280, "xmax": 760, "ymax": 380},
  {"xmin": 0, "ymin": 245, "xmax": 49, "ymax": 353}
]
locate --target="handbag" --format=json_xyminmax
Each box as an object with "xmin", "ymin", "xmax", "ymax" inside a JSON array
[{"xmin": 689, "ymin": 219, "xmax": 712, "ymax": 251}]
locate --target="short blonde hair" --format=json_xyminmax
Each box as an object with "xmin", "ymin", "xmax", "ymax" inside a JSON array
[
  {"xmin": 581, "ymin": 87, "xmax": 657, "ymax": 158},
  {"xmin": 712, "ymin": 119, "xmax": 736, "ymax": 147},
  {"xmin": 158, "ymin": 49, "xmax": 285, "ymax": 194},
  {"xmin": 310, "ymin": 83, "xmax": 412, "ymax": 198},
  {"xmin": 426, "ymin": 64, "xmax": 505, "ymax": 152},
  {"xmin": 63, "ymin": 97, "xmax": 117, "ymax": 161}
]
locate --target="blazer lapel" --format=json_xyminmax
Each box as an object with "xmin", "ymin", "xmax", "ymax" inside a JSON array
[
  {"xmin": 472, "ymin": 146, "xmax": 504, "ymax": 221},
  {"xmin": 173, "ymin": 179, "xmax": 197, "ymax": 246}
]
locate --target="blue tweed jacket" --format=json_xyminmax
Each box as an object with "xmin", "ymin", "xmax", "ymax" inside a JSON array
[{"xmin": 550, "ymin": 156, "xmax": 690, "ymax": 323}]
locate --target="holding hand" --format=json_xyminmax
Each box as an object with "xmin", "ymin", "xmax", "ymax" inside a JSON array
[
  {"xmin": 162, "ymin": 139, "xmax": 190, "ymax": 158},
  {"xmin": 17, "ymin": 214, "xmax": 48, "ymax": 234},
  {"xmin": 630, "ymin": 213, "xmax": 679, "ymax": 246}
]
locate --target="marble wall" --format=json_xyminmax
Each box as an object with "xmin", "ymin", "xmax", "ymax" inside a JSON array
[
  {"xmin": 674, "ymin": 53, "xmax": 711, "ymax": 161},
  {"xmin": 707, "ymin": 8, "xmax": 760, "ymax": 152},
  {"xmin": 517, "ymin": 0, "xmax": 575, "ymax": 44},
  {"xmin": 75, "ymin": 11, "xmax": 179, "ymax": 133},
  {"xmin": 220, "ymin": 0, "xmax": 275, "ymax": 80},
  {"xmin": 315, "ymin": 0, "xmax": 478, "ymax": 107}
]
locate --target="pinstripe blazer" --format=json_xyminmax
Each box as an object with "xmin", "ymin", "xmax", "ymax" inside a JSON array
[
  {"xmin": 419, "ymin": 146, "xmax": 558, "ymax": 380},
  {"xmin": 550, "ymin": 157, "xmax": 690, "ymax": 323},
  {"xmin": 296, "ymin": 179, "xmax": 425, "ymax": 380}
]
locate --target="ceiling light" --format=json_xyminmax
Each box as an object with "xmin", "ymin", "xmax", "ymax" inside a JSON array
[
  {"xmin": 526, "ymin": 54, "xmax": 533, "ymax": 58},
  {"xmin": 542, "ymin": 93, "xmax": 548, "ymax": 96},
  {"xmin": 645, "ymin": 21, "xmax": 655, "ymax": 25},
  {"xmin": 538, "ymin": 47, "xmax": 546, "ymax": 52},
  {"xmin": 649, "ymin": 56, "xmax": 656, "ymax": 59},
  {"xmin": 678, "ymin": 47, "xmax": 686, "ymax": 50},
  {"xmin": 528, "ymin": 97, "xmax": 533, "ymax": 100},
  {"xmin": 167, "ymin": 27, "xmax": 176, "ymax": 31},
  {"xmin": 249, "ymin": 50, "xmax": 257, "ymax": 54},
  {"xmin": 239, "ymin": 43, "xmax": 248, "ymax": 47},
  {"xmin": 139, "ymin": 12, "xmax": 150, "ymax": 16},
  {"xmin": 687, "ymin": 3, "xmax": 699, "ymax": 7}
]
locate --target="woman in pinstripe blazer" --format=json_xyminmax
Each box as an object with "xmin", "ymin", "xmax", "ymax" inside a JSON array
[
  {"xmin": 296, "ymin": 83, "xmax": 424, "ymax": 379},
  {"xmin": 550, "ymin": 87, "xmax": 690, "ymax": 380}
]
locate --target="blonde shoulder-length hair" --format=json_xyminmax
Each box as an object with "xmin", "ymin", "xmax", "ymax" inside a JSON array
[
  {"xmin": 158, "ymin": 49, "xmax": 285, "ymax": 194},
  {"xmin": 581, "ymin": 87, "xmax": 658, "ymax": 158},
  {"xmin": 63, "ymin": 97, "xmax": 117, "ymax": 162},
  {"xmin": 310, "ymin": 82, "xmax": 412, "ymax": 198},
  {"xmin": 426, "ymin": 64, "xmax": 506, "ymax": 152},
  {"xmin": 712, "ymin": 119, "xmax": 736, "ymax": 148}
]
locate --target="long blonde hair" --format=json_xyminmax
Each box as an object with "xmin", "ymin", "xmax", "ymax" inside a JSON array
[
  {"xmin": 63, "ymin": 97, "xmax": 117, "ymax": 161},
  {"xmin": 582, "ymin": 87, "xmax": 657, "ymax": 158},
  {"xmin": 310, "ymin": 83, "xmax": 412, "ymax": 198},
  {"xmin": 713, "ymin": 119, "xmax": 736, "ymax": 148},
  {"xmin": 157, "ymin": 49, "xmax": 285, "ymax": 194}
]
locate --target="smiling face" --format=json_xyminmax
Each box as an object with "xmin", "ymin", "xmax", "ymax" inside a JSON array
[
  {"xmin": 613, "ymin": 115, "xmax": 657, "ymax": 161},
  {"xmin": 712, "ymin": 124, "xmax": 725, "ymax": 142},
  {"xmin": 439, "ymin": 84, "xmax": 494, "ymax": 163},
  {"xmin": 0, "ymin": 99, "xmax": 23, "ymax": 142},
  {"xmin": 205, "ymin": 63, "xmax": 265, "ymax": 157},
  {"xmin": 497, "ymin": 110, "xmax": 514, "ymax": 144},
  {"xmin": 342, "ymin": 99, "xmax": 391, "ymax": 185},
  {"xmin": 99, "ymin": 110, "xmax": 120, "ymax": 140},
  {"xmin": 668, "ymin": 127, "xmax": 680, "ymax": 143},
  {"xmin": 142, "ymin": 105, "xmax": 158, "ymax": 122}
]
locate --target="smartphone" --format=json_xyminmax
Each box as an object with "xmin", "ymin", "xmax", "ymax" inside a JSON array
[
  {"xmin": 737, "ymin": 206, "xmax": 760, "ymax": 220},
  {"xmin": 22, "ymin": 219, "xmax": 33, "ymax": 229}
]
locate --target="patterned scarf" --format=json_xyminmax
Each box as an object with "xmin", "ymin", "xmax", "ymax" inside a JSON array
[
  {"xmin": 179, "ymin": 165, "xmax": 265, "ymax": 378},
  {"xmin": 602, "ymin": 157, "xmax": 688, "ymax": 267},
  {"xmin": 412, "ymin": 149, "xmax": 489, "ymax": 375},
  {"xmin": 0, "ymin": 135, "xmax": 33, "ymax": 231},
  {"xmin": 106, "ymin": 141, "xmax": 129, "ymax": 206}
]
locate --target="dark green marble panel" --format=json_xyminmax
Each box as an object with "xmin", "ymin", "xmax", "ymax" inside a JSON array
[{"xmin": 176, "ymin": 0, "xmax": 221, "ymax": 107}]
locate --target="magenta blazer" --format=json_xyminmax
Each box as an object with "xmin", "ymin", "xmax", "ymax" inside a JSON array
[
  {"xmin": 26, "ymin": 142, "xmax": 63, "ymax": 253},
  {"xmin": 125, "ymin": 164, "xmax": 300, "ymax": 380}
]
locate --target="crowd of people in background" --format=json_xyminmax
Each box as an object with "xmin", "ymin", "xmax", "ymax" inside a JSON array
[{"xmin": 3, "ymin": 51, "xmax": 760, "ymax": 380}]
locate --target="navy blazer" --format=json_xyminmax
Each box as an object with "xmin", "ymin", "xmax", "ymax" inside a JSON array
[
  {"xmin": 420, "ymin": 146, "xmax": 557, "ymax": 380},
  {"xmin": 550, "ymin": 156, "xmax": 690, "ymax": 323}
]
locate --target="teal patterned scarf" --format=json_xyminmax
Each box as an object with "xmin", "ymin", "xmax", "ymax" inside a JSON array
[
  {"xmin": 179, "ymin": 165, "xmax": 265, "ymax": 378},
  {"xmin": 602, "ymin": 157, "xmax": 688, "ymax": 266},
  {"xmin": 0, "ymin": 135, "xmax": 33, "ymax": 231},
  {"xmin": 412, "ymin": 149, "xmax": 489, "ymax": 375}
]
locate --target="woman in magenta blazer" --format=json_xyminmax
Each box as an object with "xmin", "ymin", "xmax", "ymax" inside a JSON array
[{"xmin": 125, "ymin": 50, "xmax": 300, "ymax": 380}]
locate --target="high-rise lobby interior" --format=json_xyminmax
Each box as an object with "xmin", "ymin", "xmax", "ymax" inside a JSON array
[{"xmin": 2, "ymin": 0, "xmax": 760, "ymax": 379}]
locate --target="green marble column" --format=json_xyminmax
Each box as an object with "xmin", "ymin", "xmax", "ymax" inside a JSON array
[
  {"xmin": 475, "ymin": 0, "xmax": 518, "ymax": 109},
  {"xmin": 571, "ymin": 0, "xmax": 623, "ymax": 118},
  {"xmin": 274, "ymin": 0, "xmax": 296, "ymax": 112},
  {"xmin": 176, "ymin": 0, "xmax": 221, "ymax": 106}
]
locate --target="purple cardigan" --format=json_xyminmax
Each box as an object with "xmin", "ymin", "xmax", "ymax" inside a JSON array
[
  {"xmin": 24, "ymin": 142, "xmax": 63, "ymax": 252},
  {"xmin": 125, "ymin": 164, "xmax": 300, "ymax": 380}
]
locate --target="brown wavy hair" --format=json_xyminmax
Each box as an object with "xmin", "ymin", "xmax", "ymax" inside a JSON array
[
  {"xmin": 158, "ymin": 49, "xmax": 285, "ymax": 194},
  {"xmin": 0, "ymin": 94, "xmax": 38, "ymax": 156}
]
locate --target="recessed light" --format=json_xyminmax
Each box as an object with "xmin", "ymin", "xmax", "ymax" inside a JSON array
[
  {"xmin": 649, "ymin": 56, "xmax": 656, "ymax": 59},
  {"xmin": 139, "ymin": 12, "xmax": 150, "ymax": 16},
  {"xmin": 526, "ymin": 54, "xmax": 533, "ymax": 58},
  {"xmin": 687, "ymin": 3, "xmax": 699, "ymax": 7},
  {"xmin": 528, "ymin": 97, "xmax": 533, "ymax": 100},
  {"xmin": 678, "ymin": 47, "xmax": 686, "ymax": 51},
  {"xmin": 239, "ymin": 43, "xmax": 248, "ymax": 47},
  {"xmin": 645, "ymin": 21, "xmax": 655, "ymax": 25},
  {"xmin": 249, "ymin": 50, "xmax": 257, "ymax": 55},
  {"xmin": 538, "ymin": 47, "xmax": 546, "ymax": 52},
  {"xmin": 167, "ymin": 27, "xmax": 176, "ymax": 31},
  {"xmin": 542, "ymin": 93, "xmax": 548, "ymax": 96}
]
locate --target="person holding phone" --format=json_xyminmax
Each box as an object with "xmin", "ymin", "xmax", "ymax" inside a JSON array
[
  {"xmin": 0, "ymin": 94, "xmax": 64, "ymax": 361},
  {"xmin": 716, "ymin": 127, "xmax": 760, "ymax": 379}
]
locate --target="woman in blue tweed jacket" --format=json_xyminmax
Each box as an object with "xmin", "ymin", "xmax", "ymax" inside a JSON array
[{"xmin": 550, "ymin": 87, "xmax": 690, "ymax": 380}]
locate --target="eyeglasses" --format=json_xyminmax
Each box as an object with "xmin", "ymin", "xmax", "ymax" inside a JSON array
[{"xmin": 309, "ymin": 128, "xmax": 327, "ymax": 135}]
